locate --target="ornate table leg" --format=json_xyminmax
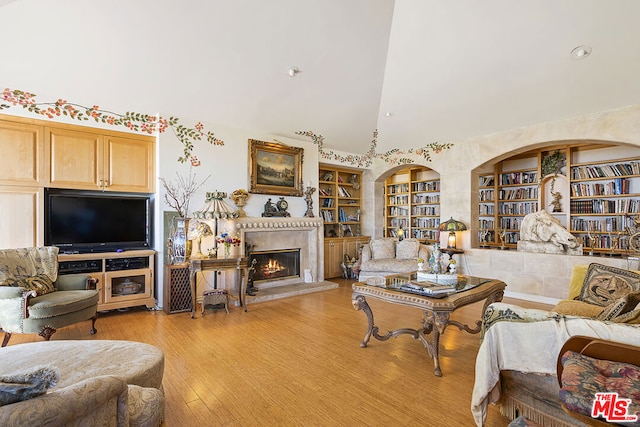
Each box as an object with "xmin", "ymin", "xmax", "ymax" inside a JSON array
[
  {"xmin": 189, "ymin": 267, "xmax": 198, "ymax": 319},
  {"xmin": 353, "ymin": 294, "xmax": 419, "ymax": 348},
  {"xmin": 352, "ymin": 294, "xmax": 375, "ymax": 347},
  {"xmin": 418, "ymin": 311, "xmax": 450, "ymax": 377}
]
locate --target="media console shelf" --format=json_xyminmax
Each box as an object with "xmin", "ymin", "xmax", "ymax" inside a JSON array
[{"xmin": 58, "ymin": 249, "xmax": 155, "ymax": 311}]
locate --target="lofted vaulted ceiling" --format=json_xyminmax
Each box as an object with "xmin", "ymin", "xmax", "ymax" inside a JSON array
[{"xmin": 1, "ymin": 0, "xmax": 639, "ymax": 154}]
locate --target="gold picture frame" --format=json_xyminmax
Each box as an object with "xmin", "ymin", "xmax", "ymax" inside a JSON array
[{"xmin": 249, "ymin": 139, "xmax": 304, "ymax": 196}]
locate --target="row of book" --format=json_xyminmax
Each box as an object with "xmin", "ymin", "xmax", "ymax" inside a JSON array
[
  {"xmin": 499, "ymin": 187, "xmax": 538, "ymax": 200},
  {"xmin": 412, "ymin": 229, "xmax": 438, "ymax": 240},
  {"xmin": 571, "ymin": 162, "xmax": 640, "ymax": 180},
  {"xmin": 320, "ymin": 209, "xmax": 335, "ymax": 223},
  {"xmin": 388, "ymin": 218, "xmax": 410, "ymax": 227},
  {"xmin": 572, "ymin": 233, "xmax": 630, "ymax": 250},
  {"xmin": 480, "ymin": 176, "xmax": 495, "ymax": 187},
  {"xmin": 479, "ymin": 189, "xmax": 494, "ymax": 201},
  {"xmin": 570, "ymin": 178, "xmax": 631, "ymax": 197},
  {"xmin": 413, "ymin": 194, "xmax": 440, "ymax": 204},
  {"xmin": 412, "ymin": 218, "xmax": 440, "ymax": 228},
  {"xmin": 322, "ymin": 198, "xmax": 334, "ymax": 208},
  {"xmin": 479, "ymin": 205, "xmax": 495, "ymax": 215},
  {"xmin": 338, "ymin": 186, "xmax": 352, "ymax": 198},
  {"xmin": 388, "ymin": 195, "xmax": 410, "ymax": 205},
  {"xmin": 479, "ymin": 219, "xmax": 495, "ymax": 229},
  {"xmin": 411, "ymin": 206, "xmax": 440, "ymax": 216},
  {"xmin": 388, "ymin": 206, "xmax": 410, "ymax": 216},
  {"xmin": 570, "ymin": 217, "xmax": 629, "ymax": 233},
  {"xmin": 498, "ymin": 202, "xmax": 538, "ymax": 215},
  {"xmin": 500, "ymin": 217, "xmax": 522, "ymax": 230},
  {"xmin": 499, "ymin": 171, "xmax": 538, "ymax": 186},
  {"xmin": 412, "ymin": 181, "xmax": 440, "ymax": 192},
  {"xmin": 570, "ymin": 199, "xmax": 640, "ymax": 214},
  {"xmin": 318, "ymin": 187, "xmax": 332, "ymax": 196},
  {"xmin": 386, "ymin": 183, "xmax": 410, "ymax": 194}
]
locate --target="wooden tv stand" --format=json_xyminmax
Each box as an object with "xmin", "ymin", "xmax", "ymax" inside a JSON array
[{"xmin": 58, "ymin": 249, "xmax": 155, "ymax": 311}]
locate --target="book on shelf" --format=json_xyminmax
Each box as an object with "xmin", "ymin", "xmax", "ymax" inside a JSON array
[{"xmin": 320, "ymin": 171, "xmax": 333, "ymax": 181}]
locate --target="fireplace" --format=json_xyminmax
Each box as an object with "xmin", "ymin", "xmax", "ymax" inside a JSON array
[
  {"xmin": 235, "ymin": 217, "xmax": 325, "ymax": 288},
  {"xmin": 252, "ymin": 249, "xmax": 301, "ymax": 284}
]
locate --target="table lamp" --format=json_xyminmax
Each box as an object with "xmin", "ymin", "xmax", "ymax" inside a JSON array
[
  {"xmin": 397, "ymin": 226, "xmax": 405, "ymax": 241},
  {"xmin": 188, "ymin": 220, "xmax": 213, "ymax": 259},
  {"xmin": 439, "ymin": 217, "xmax": 467, "ymax": 249},
  {"xmin": 192, "ymin": 191, "xmax": 239, "ymax": 256}
]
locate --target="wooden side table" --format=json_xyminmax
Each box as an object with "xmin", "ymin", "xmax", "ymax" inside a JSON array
[{"xmin": 189, "ymin": 257, "xmax": 249, "ymax": 318}]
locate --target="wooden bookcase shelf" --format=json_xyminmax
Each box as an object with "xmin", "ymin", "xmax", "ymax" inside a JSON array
[
  {"xmin": 384, "ymin": 167, "xmax": 440, "ymax": 242},
  {"xmin": 477, "ymin": 144, "xmax": 640, "ymax": 255}
]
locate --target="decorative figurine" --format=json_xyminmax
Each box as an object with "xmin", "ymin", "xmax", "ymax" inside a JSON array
[
  {"xmin": 304, "ymin": 186, "xmax": 316, "ymax": 217},
  {"xmin": 262, "ymin": 197, "xmax": 291, "ymax": 217}
]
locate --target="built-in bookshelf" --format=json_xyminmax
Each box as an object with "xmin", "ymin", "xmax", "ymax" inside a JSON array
[
  {"xmin": 478, "ymin": 173, "xmax": 496, "ymax": 246},
  {"xmin": 385, "ymin": 167, "xmax": 440, "ymax": 242},
  {"xmin": 476, "ymin": 144, "xmax": 640, "ymax": 255},
  {"xmin": 496, "ymin": 163, "xmax": 539, "ymax": 247},
  {"xmin": 318, "ymin": 164, "xmax": 364, "ymax": 238},
  {"xmin": 568, "ymin": 146, "xmax": 640, "ymax": 254}
]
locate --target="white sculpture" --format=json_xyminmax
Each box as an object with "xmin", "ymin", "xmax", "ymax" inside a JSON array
[{"xmin": 517, "ymin": 210, "xmax": 582, "ymax": 255}]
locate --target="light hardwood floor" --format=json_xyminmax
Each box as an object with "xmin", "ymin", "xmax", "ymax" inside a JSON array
[{"xmin": 7, "ymin": 279, "xmax": 552, "ymax": 426}]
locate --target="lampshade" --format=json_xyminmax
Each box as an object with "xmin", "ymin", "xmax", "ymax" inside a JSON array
[
  {"xmin": 439, "ymin": 217, "xmax": 467, "ymax": 249},
  {"xmin": 439, "ymin": 217, "xmax": 467, "ymax": 233},
  {"xmin": 192, "ymin": 191, "xmax": 239, "ymax": 220}
]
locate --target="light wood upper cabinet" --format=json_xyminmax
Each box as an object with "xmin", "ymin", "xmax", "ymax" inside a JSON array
[
  {"xmin": 46, "ymin": 126, "xmax": 155, "ymax": 193},
  {"xmin": 0, "ymin": 185, "xmax": 42, "ymax": 248},
  {"xmin": 47, "ymin": 127, "xmax": 103, "ymax": 190},
  {"xmin": 105, "ymin": 135, "xmax": 155, "ymax": 193},
  {"xmin": 0, "ymin": 119, "xmax": 44, "ymax": 186}
]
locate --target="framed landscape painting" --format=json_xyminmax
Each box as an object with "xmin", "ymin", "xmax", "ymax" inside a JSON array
[{"xmin": 249, "ymin": 139, "xmax": 304, "ymax": 196}]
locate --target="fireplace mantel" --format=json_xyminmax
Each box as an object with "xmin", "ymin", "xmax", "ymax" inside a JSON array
[{"xmin": 235, "ymin": 217, "xmax": 325, "ymax": 286}]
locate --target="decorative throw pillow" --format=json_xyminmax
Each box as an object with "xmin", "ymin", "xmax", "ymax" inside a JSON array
[
  {"xmin": 578, "ymin": 263, "xmax": 640, "ymax": 307},
  {"xmin": 597, "ymin": 291, "xmax": 640, "ymax": 324},
  {"xmin": 1, "ymin": 274, "xmax": 55, "ymax": 296},
  {"xmin": 369, "ymin": 239, "xmax": 395, "ymax": 259},
  {"xmin": 568, "ymin": 264, "xmax": 589, "ymax": 300},
  {"xmin": 0, "ymin": 366, "xmax": 59, "ymax": 406},
  {"xmin": 553, "ymin": 300, "xmax": 604, "ymax": 318},
  {"xmin": 396, "ymin": 239, "xmax": 420, "ymax": 259}
]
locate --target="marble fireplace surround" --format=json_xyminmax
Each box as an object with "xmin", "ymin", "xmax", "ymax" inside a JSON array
[{"xmin": 235, "ymin": 217, "xmax": 325, "ymax": 289}]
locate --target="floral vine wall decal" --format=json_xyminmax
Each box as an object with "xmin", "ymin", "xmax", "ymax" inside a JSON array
[
  {"xmin": 296, "ymin": 129, "xmax": 453, "ymax": 168},
  {"xmin": 1, "ymin": 88, "xmax": 223, "ymax": 163}
]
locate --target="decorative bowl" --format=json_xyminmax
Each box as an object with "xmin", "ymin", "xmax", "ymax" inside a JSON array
[{"xmin": 113, "ymin": 279, "xmax": 142, "ymax": 295}]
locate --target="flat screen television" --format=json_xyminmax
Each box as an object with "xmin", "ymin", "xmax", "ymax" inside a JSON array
[{"xmin": 45, "ymin": 188, "xmax": 152, "ymax": 253}]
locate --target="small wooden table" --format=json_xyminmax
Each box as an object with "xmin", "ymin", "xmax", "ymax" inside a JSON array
[
  {"xmin": 351, "ymin": 274, "xmax": 505, "ymax": 376},
  {"xmin": 189, "ymin": 257, "xmax": 250, "ymax": 318}
]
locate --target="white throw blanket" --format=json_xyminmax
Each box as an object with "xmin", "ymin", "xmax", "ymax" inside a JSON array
[{"xmin": 471, "ymin": 302, "xmax": 640, "ymax": 426}]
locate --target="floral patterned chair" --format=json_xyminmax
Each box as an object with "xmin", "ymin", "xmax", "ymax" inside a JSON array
[
  {"xmin": 0, "ymin": 246, "xmax": 99, "ymax": 346},
  {"xmin": 558, "ymin": 336, "xmax": 640, "ymax": 426}
]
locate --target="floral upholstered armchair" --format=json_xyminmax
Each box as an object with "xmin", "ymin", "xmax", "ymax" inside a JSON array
[{"xmin": 0, "ymin": 246, "xmax": 99, "ymax": 347}]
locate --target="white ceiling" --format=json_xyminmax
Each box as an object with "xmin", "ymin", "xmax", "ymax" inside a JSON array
[{"xmin": 1, "ymin": 0, "xmax": 639, "ymax": 154}]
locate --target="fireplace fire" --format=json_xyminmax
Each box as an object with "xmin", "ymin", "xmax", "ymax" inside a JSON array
[{"xmin": 251, "ymin": 249, "xmax": 300, "ymax": 284}]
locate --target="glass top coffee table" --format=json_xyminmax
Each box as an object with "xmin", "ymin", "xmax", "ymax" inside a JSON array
[{"xmin": 351, "ymin": 272, "xmax": 506, "ymax": 376}]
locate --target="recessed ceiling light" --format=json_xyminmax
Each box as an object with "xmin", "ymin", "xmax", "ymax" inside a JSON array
[
  {"xmin": 571, "ymin": 45, "xmax": 592, "ymax": 60},
  {"xmin": 287, "ymin": 67, "xmax": 300, "ymax": 77}
]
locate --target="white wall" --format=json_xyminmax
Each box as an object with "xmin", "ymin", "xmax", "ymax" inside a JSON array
[{"xmin": 156, "ymin": 119, "xmax": 320, "ymax": 307}]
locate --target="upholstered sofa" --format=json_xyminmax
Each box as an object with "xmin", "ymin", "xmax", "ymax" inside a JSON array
[
  {"xmin": 0, "ymin": 340, "xmax": 165, "ymax": 426},
  {"xmin": 0, "ymin": 246, "xmax": 99, "ymax": 346},
  {"xmin": 357, "ymin": 238, "xmax": 430, "ymax": 283},
  {"xmin": 472, "ymin": 263, "xmax": 640, "ymax": 427}
]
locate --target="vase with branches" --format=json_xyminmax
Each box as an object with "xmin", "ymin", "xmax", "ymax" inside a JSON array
[{"xmin": 160, "ymin": 164, "xmax": 210, "ymax": 263}]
